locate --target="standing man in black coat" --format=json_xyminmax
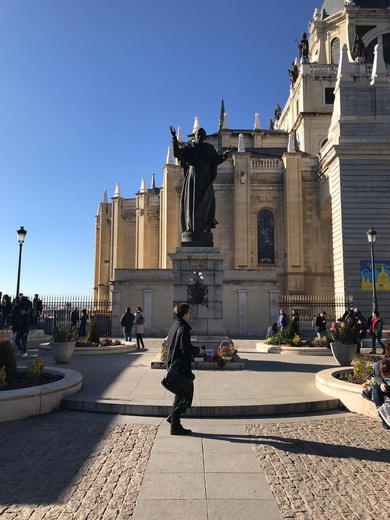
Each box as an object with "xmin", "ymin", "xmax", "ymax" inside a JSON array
[
  {"xmin": 120, "ymin": 307, "xmax": 134, "ymax": 342},
  {"xmin": 166, "ymin": 303, "xmax": 205, "ymax": 435}
]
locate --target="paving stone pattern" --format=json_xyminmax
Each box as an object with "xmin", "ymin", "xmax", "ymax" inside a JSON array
[
  {"xmin": 0, "ymin": 414, "xmax": 157, "ymax": 519},
  {"xmin": 247, "ymin": 415, "xmax": 390, "ymax": 520}
]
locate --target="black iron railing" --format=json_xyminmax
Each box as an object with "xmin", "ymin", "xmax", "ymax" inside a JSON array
[
  {"xmin": 26, "ymin": 295, "xmax": 111, "ymax": 336},
  {"xmin": 278, "ymin": 294, "xmax": 354, "ymax": 323}
]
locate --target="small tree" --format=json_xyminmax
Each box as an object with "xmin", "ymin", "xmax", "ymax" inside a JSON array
[
  {"xmin": 26, "ymin": 357, "xmax": 46, "ymax": 386},
  {"xmin": 86, "ymin": 319, "xmax": 100, "ymax": 345}
]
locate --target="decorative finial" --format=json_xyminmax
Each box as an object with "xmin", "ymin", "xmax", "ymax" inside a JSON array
[
  {"xmin": 222, "ymin": 112, "xmax": 229, "ymax": 130},
  {"xmin": 238, "ymin": 134, "xmax": 245, "ymax": 153},
  {"xmin": 151, "ymin": 173, "xmax": 156, "ymax": 189},
  {"xmin": 166, "ymin": 145, "xmax": 174, "ymax": 164},
  {"xmin": 192, "ymin": 116, "xmax": 200, "ymax": 133},
  {"xmin": 140, "ymin": 178, "xmax": 147, "ymax": 193},
  {"xmin": 254, "ymin": 113, "xmax": 261, "ymax": 130},
  {"xmin": 103, "ymin": 189, "xmax": 108, "ymax": 202},
  {"xmin": 114, "ymin": 182, "xmax": 121, "ymax": 197}
]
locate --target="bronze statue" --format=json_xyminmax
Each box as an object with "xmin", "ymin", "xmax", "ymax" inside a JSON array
[
  {"xmin": 288, "ymin": 61, "xmax": 299, "ymax": 83},
  {"xmin": 352, "ymin": 34, "xmax": 366, "ymax": 61},
  {"xmin": 298, "ymin": 32, "xmax": 309, "ymax": 62},
  {"xmin": 170, "ymin": 126, "xmax": 232, "ymax": 247}
]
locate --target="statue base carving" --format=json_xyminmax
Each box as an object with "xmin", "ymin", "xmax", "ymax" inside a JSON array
[{"xmin": 181, "ymin": 230, "xmax": 213, "ymax": 247}]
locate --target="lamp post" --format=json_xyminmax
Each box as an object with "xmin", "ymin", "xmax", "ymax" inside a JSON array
[
  {"xmin": 15, "ymin": 226, "xmax": 27, "ymax": 298},
  {"xmin": 366, "ymin": 228, "xmax": 378, "ymax": 314}
]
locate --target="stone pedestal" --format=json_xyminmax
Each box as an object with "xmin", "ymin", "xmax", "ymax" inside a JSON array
[{"xmin": 169, "ymin": 247, "xmax": 227, "ymax": 349}]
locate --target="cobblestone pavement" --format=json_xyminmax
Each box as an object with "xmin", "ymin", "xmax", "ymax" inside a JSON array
[
  {"xmin": 0, "ymin": 413, "xmax": 157, "ymax": 519},
  {"xmin": 247, "ymin": 415, "xmax": 390, "ymax": 520}
]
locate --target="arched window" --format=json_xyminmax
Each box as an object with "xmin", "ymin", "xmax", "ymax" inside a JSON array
[
  {"xmin": 331, "ymin": 37, "xmax": 340, "ymax": 65},
  {"xmin": 258, "ymin": 210, "xmax": 275, "ymax": 264}
]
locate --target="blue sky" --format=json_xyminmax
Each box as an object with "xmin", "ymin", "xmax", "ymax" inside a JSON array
[{"xmin": 0, "ymin": 0, "xmax": 318, "ymax": 297}]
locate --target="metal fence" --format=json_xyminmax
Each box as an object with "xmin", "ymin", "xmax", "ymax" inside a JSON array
[
  {"xmin": 278, "ymin": 294, "xmax": 354, "ymax": 323},
  {"xmin": 29, "ymin": 295, "xmax": 112, "ymax": 336}
]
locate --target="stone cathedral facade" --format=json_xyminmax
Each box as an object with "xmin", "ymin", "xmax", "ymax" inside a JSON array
[{"xmin": 94, "ymin": 0, "xmax": 390, "ymax": 337}]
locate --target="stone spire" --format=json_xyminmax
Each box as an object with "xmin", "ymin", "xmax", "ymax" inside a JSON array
[
  {"xmin": 337, "ymin": 44, "xmax": 354, "ymax": 82},
  {"xmin": 103, "ymin": 189, "xmax": 108, "ymax": 202},
  {"xmin": 222, "ymin": 112, "xmax": 229, "ymax": 129},
  {"xmin": 177, "ymin": 127, "xmax": 183, "ymax": 142},
  {"xmin": 140, "ymin": 178, "xmax": 147, "ymax": 193},
  {"xmin": 114, "ymin": 182, "xmax": 121, "ymax": 197},
  {"xmin": 166, "ymin": 145, "xmax": 174, "ymax": 164},
  {"xmin": 192, "ymin": 116, "xmax": 200, "ymax": 133},
  {"xmin": 151, "ymin": 173, "xmax": 156, "ymax": 189},
  {"xmin": 371, "ymin": 41, "xmax": 388, "ymax": 85},
  {"xmin": 238, "ymin": 133, "xmax": 245, "ymax": 152},
  {"xmin": 219, "ymin": 99, "xmax": 225, "ymax": 131},
  {"xmin": 254, "ymin": 113, "xmax": 261, "ymax": 130}
]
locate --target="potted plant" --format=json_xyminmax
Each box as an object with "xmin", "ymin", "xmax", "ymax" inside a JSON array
[
  {"xmin": 327, "ymin": 322, "xmax": 358, "ymax": 366},
  {"xmin": 50, "ymin": 327, "xmax": 78, "ymax": 364},
  {"xmin": 216, "ymin": 341, "xmax": 237, "ymax": 361}
]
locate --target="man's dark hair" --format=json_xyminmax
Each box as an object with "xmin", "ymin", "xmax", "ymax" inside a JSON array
[
  {"xmin": 173, "ymin": 303, "xmax": 190, "ymax": 319},
  {"xmin": 380, "ymin": 358, "xmax": 390, "ymax": 379}
]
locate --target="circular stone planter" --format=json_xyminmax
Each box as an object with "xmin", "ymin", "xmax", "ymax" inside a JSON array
[
  {"xmin": 316, "ymin": 367, "xmax": 377, "ymax": 418},
  {"xmin": 0, "ymin": 367, "xmax": 82, "ymax": 423},
  {"xmin": 38, "ymin": 342, "xmax": 137, "ymax": 356}
]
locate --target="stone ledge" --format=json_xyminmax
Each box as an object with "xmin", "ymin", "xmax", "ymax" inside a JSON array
[
  {"xmin": 38, "ymin": 342, "xmax": 137, "ymax": 356},
  {"xmin": 256, "ymin": 342, "xmax": 333, "ymax": 356},
  {"xmin": 151, "ymin": 353, "xmax": 245, "ymax": 369},
  {"xmin": 62, "ymin": 398, "xmax": 338, "ymax": 417}
]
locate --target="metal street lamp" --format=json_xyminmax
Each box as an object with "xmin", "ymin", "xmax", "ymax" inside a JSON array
[
  {"xmin": 16, "ymin": 226, "xmax": 27, "ymax": 298},
  {"xmin": 366, "ymin": 228, "xmax": 378, "ymax": 314}
]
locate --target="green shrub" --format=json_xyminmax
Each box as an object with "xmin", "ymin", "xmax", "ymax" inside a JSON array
[
  {"xmin": 26, "ymin": 357, "xmax": 46, "ymax": 386},
  {"xmin": 337, "ymin": 354, "xmax": 375, "ymax": 384},
  {"xmin": 292, "ymin": 334, "xmax": 302, "ymax": 347},
  {"xmin": 264, "ymin": 330, "xmax": 303, "ymax": 347},
  {"xmin": 288, "ymin": 319, "xmax": 299, "ymax": 336},
  {"xmin": 54, "ymin": 326, "xmax": 78, "ymax": 342},
  {"xmin": 86, "ymin": 319, "xmax": 100, "ymax": 345},
  {"xmin": 0, "ymin": 366, "xmax": 6, "ymax": 390},
  {"xmin": 161, "ymin": 339, "xmax": 168, "ymax": 361},
  {"xmin": 0, "ymin": 339, "xmax": 17, "ymax": 388}
]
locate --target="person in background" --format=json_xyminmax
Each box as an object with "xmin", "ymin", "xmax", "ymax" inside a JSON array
[
  {"xmin": 315, "ymin": 311, "xmax": 327, "ymax": 339},
  {"xmin": 266, "ymin": 323, "xmax": 278, "ymax": 339},
  {"xmin": 289, "ymin": 309, "xmax": 300, "ymax": 335},
  {"xmin": 15, "ymin": 307, "xmax": 30, "ymax": 357},
  {"xmin": 278, "ymin": 309, "xmax": 289, "ymax": 330},
  {"xmin": 120, "ymin": 307, "xmax": 134, "ymax": 342},
  {"xmin": 70, "ymin": 307, "xmax": 80, "ymax": 329},
  {"xmin": 31, "ymin": 294, "xmax": 43, "ymax": 330},
  {"xmin": 134, "ymin": 307, "xmax": 145, "ymax": 349},
  {"xmin": 79, "ymin": 309, "xmax": 88, "ymax": 337},
  {"xmin": 368, "ymin": 310, "xmax": 385, "ymax": 355},
  {"xmin": 372, "ymin": 358, "xmax": 390, "ymax": 429},
  {"xmin": 1, "ymin": 295, "xmax": 12, "ymax": 330}
]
